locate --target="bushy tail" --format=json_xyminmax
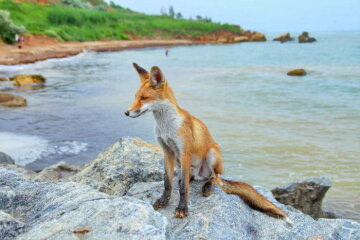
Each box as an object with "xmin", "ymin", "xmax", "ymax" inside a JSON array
[{"xmin": 215, "ymin": 177, "xmax": 292, "ymax": 224}]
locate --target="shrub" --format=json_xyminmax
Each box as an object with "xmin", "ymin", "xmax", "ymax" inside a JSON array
[{"xmin": 0, "ymin": 10, "xmax": 27, "ymax": 43}]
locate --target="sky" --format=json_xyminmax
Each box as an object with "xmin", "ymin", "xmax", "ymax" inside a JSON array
[{"xmin": 113, "ymin": 0, "xmax": 360, "ymax": 32}]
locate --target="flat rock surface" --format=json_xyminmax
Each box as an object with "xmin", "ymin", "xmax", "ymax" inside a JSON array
[
  {"xmin": 0, "ymin": 169, "xmax": 170, "ymax": 240},
  {"xmin": 127, "ymin": 179, "xmax": 360, "ymax": 240}
]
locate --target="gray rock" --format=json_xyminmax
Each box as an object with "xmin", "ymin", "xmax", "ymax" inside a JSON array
[
  {"xmin": 69, "ymin": 137, "xmax": 164, "ymax": 196},
  {"xmin": 0, "ymin": 152, "xmax": 15, "ymax": 164},
  {"xmin": 0, "ymin": 164, "xmax": 36, "ymax": 180},
  {"xmin": 127, "ymin": 179, "xmax": 360, "ymax": 240},
  {"xmin": 33, "ymin": 161, "xmax": 80, "ymax": 182},
  {"xmin": 272, "ymin": 177, "xmax": 332, "ymax": 219},
  {"xmin": 0, "ymin": 169, "xmax": 170, "ymax": 240},
  {"xmin": 0, "ymin": 211, "xmax": 26, "ymax": 240}
]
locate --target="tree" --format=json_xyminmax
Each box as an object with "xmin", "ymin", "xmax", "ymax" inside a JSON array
[
  {"xmin": 176, "ymin": 12, "xmax": 183, "ymax": 19},
  {"xmin": 169, "ymin": 5, "xmax": 175, "ymax": 18}
]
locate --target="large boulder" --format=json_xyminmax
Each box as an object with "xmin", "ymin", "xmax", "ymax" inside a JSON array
[
  {"xmin": 69, "ymin": 137, "xmax": 164, "ymax": 196},
  {"xmin": 0, "ymin": 170, "xmax": 170, "ymax": 240},
  {"xmin": 33, "ymin": 161, "xmax": 81, "ymax": 182},
  {"xmin": 272, "ymin": 177, "xmax": 332, "ymax": 219},
  {"xmin": 0, "ymin": 93, "xmax": 27, "ymax": 107},
  {"xmin": 287, "ymin": 69, "xmax": 307, "ymax": 76},
  {"xmin": 234, "ymin": 36, "xmax": 249, "ymax": 43},
  {"xmin": 0, "ymin": 152, "xmax": 15, "ymax": 164},
  {"xmin": 0, "ymin": 211, "xmax": 25, "ymax": 240},
  {"xmin": 0, "ymin": 77, "xmax": 7, "ymax": 82},
  {"xmin": 0, "ymin": 164, "xmax": 36, "ymax": 180},
  {"xmin": 9, "ymin": 75, "xmax": 46, "ymax": 87},
  {"xmin": 250, "ymin": 32, "xmax": 267, "ymax": 42},
  {"xmin": 127, "ymin": 179, "xmax": 360, "ymax": 240},
  {"xmin": 273, "ymin": 32, "xmax": 294, "ymax": 42},
  {"xmin": 298, "ymin": 32, "xmax": 317, "ymax": 43}
]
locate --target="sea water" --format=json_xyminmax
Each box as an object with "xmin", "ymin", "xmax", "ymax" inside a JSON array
[{"xmin": 0, "ymin": 32, "xmax": 359, "ymax": 220}]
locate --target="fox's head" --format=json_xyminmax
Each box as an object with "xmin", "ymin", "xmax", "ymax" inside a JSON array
[{"xmin": 124, "ymin": 63, "xmax": 175, "ymax": 118}]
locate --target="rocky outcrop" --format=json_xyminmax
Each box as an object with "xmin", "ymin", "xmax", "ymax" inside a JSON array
[
  {"xmin": 0, "ymin": 77, "xmax": 7, "ymax": 81},
  {"xmin": 1, "ymin": 137, "xmax": 360, "ymax": 239},
  {"xmin": 272, "ymin": 177, "xmax": 332, "ymax": 219},
  {"xmin": 0, "ymin": 170, "xmax": 170, "ymax": 240},
  {"xmin": 234, "ymin": 36, "xmax": 249, "ymax": 43},
  {"xmin": 250, "ymin": 32, "xmax": 267, "ymax": 42},
  {"xmin": 33, "ymin": 161, "xmax": 81, "ymax": 182},
  {"xmin": 287, "ymin": 69, "xmax": 307, "ymax": 76},
  {"xmin": 10, "ymin": 75, "xmax": 46, "ymax": 87},
  {"xmin": 69, "ymin": 137, "xmax": 164, "ymax": 196},
  {"xmin": 0, "ymin": 93, "xmax": 27, "ymax": 107},
  {"xmin": 273, "ymin": 32, "xmax": 293, "ymax": 42},
  {"xmin": 298, "ymin": 32, "xmax": 317, "ymax": 43},
  {"xmin": 126, "ymin": 179, "xmax": 360, "ymax": 240},
  {"xmin": 0, "ymin": 211, "xmax": 25, "ymax": 240},
  {"xmin": 0, "ymin": 152, "xmax": 15, "ymax": 164},
  {"xmin": 0, "ymin": 164, "xmax": 36, "ymax": 179}
]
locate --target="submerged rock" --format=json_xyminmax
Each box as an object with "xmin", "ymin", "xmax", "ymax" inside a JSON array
[
  {"xmin": 0, "ymin": 93, "xmax": 27, "ymax": 107},
  {"xmin": 69, "ymin": 137, "xmax": 164, "ymax": 196},
  {"xmin": 0, "ymin": 170, "xmax": 170, "ymax": 240},
  {"xmin": 272, "ymin": 177, "xmax": 332, "ymax": 219},
  {"xmin": 298, "ymin": 32, "xmax": 317, "ymax": 43},
  {"xmin": 0, "ymin": 152, "xmax": 15, "ymax": 164},
  {"xmin": 287, "ymin": 69, "xmax": 307, "ymax": 76},
  {"xmin": 273, "ymin": 32, "xmax": 294, "ymax": 42},
  {"xmin": 9, "ymin": 75, "xmax": 46, "ymax": 87},
  {"xmin": 33, "ymin": 161, "xmax": 81, "ymax": 182},
  {"xmin": 127, "ymin": 179, "xmax": 360, "ymax": 240}
]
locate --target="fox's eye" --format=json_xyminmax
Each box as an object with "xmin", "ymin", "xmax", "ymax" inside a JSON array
[{"xmin": 140, "ymin": 96, "xmax": 148, "ymax": 100}]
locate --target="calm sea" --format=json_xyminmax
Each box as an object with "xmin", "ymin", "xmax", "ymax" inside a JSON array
[{"xmin": 1, "ymin": 32, "xmax": 359, "ymax": 220}]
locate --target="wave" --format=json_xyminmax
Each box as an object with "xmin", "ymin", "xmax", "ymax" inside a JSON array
[{"xmin": 0, "ymin": 132, "xmax": 88, "ymax": 166}]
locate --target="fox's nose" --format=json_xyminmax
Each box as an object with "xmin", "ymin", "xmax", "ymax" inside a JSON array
[{"xmin": 124, "ymin": 110, "xmax": 129, "ymax": 116}]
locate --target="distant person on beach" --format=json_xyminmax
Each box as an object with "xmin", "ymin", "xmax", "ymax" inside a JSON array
[
  {"xmin": 165, "ymin": 48, "xmax": 170, "ymax": 56},
  {"xmin": 18, "ymin": 35, "xmax": 25, "ymax": 49}
]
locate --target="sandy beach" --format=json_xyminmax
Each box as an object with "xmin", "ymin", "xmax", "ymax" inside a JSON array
[{"xmin": 0, "ymin": 39, "xmax": 198, "ymax": 65}]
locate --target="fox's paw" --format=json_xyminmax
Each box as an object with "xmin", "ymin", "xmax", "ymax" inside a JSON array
[
  {"xmin": 153, "ymin": 198, "xmax": 169, "ymax": 210},
  {"xmin": 174, "ymin": 205, "xmax": 189, "ymax": 218},
  {"xmin": 202, "ymin": 181, "xmax": 212, "ymax": 197}
]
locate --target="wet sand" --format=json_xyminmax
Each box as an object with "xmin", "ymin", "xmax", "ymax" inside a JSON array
[{"xmin": 0, "ymin": 39, "xmax": 198, "ymax": 65}]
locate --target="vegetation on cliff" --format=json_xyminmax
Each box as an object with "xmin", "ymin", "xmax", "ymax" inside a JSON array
[{"xmin": 0, "ymin": 0, "xmax": 242, "ymax": 42}]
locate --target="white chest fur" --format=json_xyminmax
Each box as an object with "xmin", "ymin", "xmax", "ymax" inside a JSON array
[{"xmin": 153, "ymin": 100, "xmax": 183, "ymax": 152}]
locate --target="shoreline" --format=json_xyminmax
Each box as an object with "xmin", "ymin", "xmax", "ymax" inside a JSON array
[{"xmin": 0, "ymin": 39, "xmax": 202, "ymax": 65}]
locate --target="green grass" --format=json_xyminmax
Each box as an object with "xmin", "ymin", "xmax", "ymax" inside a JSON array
[{"xmin": 0, "ymin": 0, "xmax": 242, "ymax": 42}]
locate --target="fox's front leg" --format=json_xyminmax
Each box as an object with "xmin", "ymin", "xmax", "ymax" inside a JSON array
[
  {"xmin": 175, "ymin": 152, "xmax": 190, "ymax": 218},
  {"xmin": 153, "ymin": 139, "xmax": 175, "ymax": 210}
]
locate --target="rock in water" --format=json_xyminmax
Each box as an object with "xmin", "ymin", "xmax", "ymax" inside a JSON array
[
  {"xmin": 127, "ymin": 179, "xmax": 360, "ymax": 240},
  {"xmin": 298, "ymin": 32, "xmax": 317, "ymax": 43},
  {"xmin": 9, "ymin": 75, "xmax": 46, "ymax": 87},
  {"xmin": 250, "ymin": 32, "xmax": 267, "ymax": 42},
  {"xmin": 272, "ymin": 177, "xmax": 332, "ymax": 219},
  {"xmin": 0, "ymin": 93, "xmax": 27, "ymax": 107},
  {"xmin": 69, "ymin": 137, "xmax": 164, "ymax": 196},
  {"xmin": 287, "ymin": 69, "xmax": 307, "ymax": 76},
  {"xmin": 0, "ymin": 170, "xmax": 170, "ymax": 240},
  {"xmin": 273, "ymin": 32, "xmax": 294, "ymax": 42},
  {"xmin": 0, "ymin": 77, "xmax": 7, "ymax": 81},
  {"xmin": 0, "ymin": 152, "xmax": 15, "ymax": 164},
  {"xmin": 33, "ymin": 161, "xmax": 80, "ymax": 182}
]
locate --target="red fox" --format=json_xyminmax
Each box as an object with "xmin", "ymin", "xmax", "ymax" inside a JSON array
[{"xmin": 125, "ymin": 63, "xmax": 291, "ymax": 223}]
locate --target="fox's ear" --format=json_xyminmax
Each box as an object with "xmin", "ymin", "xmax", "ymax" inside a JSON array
[
  {"xmin": 133, "ymin": 63, "xmax": 149, "ymax": 82},
  {"xmin": 150, "ymin": 66, "xmax": 165, "ymax": 89}
]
